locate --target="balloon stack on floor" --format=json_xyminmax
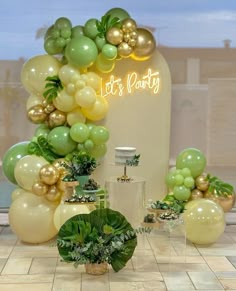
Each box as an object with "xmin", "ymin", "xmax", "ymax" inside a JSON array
[{"xmin": 2, "ymin": 8, "xmax": 157, "ymax": 243}]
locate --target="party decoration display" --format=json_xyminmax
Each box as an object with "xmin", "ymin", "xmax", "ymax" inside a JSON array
[{"xmin": 183, "ymin": 199, "xmax": 225, "ymax": 244}]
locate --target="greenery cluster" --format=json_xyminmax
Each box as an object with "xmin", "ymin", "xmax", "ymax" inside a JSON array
[
  {"xmin": 96, "ymin": 15, "xmax": 120, "ymax": 38},
  {"xmin": 151, "ymin": 195, "xmax": 186, "ymax": 214},
  {"xmin": 208, "ymin": 175, "xmax": 234, "ymax": 197},
  {"xmin": 43, "ymin": 75, "xmax": 63, "ymax": 102},
  {"xmin": 126, "ymin": 154, "xmax": 141, "ymax": 167},
  {"xmin": 62, "ymin": 152, "xmax": 97, "ymax": 181},
  {"xmin": 57, "ymin": 208, "xmax": 150, "ymax": 272}
]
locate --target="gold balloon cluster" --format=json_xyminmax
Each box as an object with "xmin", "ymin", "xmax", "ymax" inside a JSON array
[
  {"xmin": 106, "ymin": 18, "xmax": 156, "ymax": 60},
  {"xmin": 27, "ymin": 100, "xmax": 67, "ymax": 128},
  {"xmin": 32, "ymin": 160, "xmax": 67, "ymax": 203}
]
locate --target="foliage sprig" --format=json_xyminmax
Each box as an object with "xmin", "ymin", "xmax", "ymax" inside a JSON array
[
  {"xmin": 96, "ymin": 15, "xmax": 120, "ymax": 38},
  {"xmin": 208, "ymin": 175, "xmax": 234, "ymax": 197},
  {"xmin": 43, "ymin": 75, "xmax": 63, "ymax": 103}
]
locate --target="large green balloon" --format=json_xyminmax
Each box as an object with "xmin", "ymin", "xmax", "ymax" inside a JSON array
[
  {"xmin": 89, "ymin": 143, "xmax": 107, "ymax": 159},
  {"xmin": 35, "ymin": 124, "xmax": 50, "ymax": 139},
  {"xmin": 65, "ymin": 36, "xmax": 98, "ymax": 69},
  {"xmin": 90, "ymin": 126, "xmax": 109, "ymax": 145},
  {"xmin": 47, "ymin": 126, "xmax": 77, "ymax": 156},
  {"xmin": 70, "ymin": 122, "xmax": 89, "ymax": 143},
  {"xmin": 176, "ymin": 148, "xmax": 206, "ymax": 178},
  {"xmin": 83, "ymin": 18, "xmax": 99, "ymax": 39},
  {"xmin": 2, "ymin": 141, "xmax": 29, "ymax": 184},
  {"xmin": 105, "ymin": 7, "xmax": 130, "ymax": 23}
]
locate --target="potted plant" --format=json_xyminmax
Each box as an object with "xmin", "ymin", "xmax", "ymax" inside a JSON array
[{"xmin": 57, "ymin": 208, "xmax": 138, "ymax": 275}]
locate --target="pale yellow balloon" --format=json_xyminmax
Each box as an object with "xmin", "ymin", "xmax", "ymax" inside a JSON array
[
  {"xmin": 67, "ymin": 107, "xmax": 86, "ymax": 126},
  {"xmin": 53, "ymin": 203, "xmax": 96, "ymax": 230},
  {"xmin": 26, "ymin": 94, "xmax": 44, "ymax": 110},
  {"xmin": 183, "ymin": 199, "xmax": 225, "ymax": 244},
  {"xmin": 85, "ymin": 72, "xmax": 102, "ymax": 92},
  {"xmin": 11, "ymin": 187, "xmax": 31, "ymax": 201},
  {"xmin": 9, "ymin": 192, "xmax": 58, "ymax": 243},
  {"xmin": 21, "ymin": 55, "xmax": 61, "ymax": 96},
  {"xmin": 75, "ymin": 86, "xmax": 97, "ymax": 109},
  {"xmin": 58, "ymin": 64, "xmax": 80, "ymax": 85},
  {"xmin": 82, "ymin": 95, "xmax": 109, "ymax": 121},
  {"xmin": 14, "ymin": 155, "xmax": 49, "ymax": 191},
  {"xmin": 53, "ymin": 89, "xmax": 77, "ymax": 112}
]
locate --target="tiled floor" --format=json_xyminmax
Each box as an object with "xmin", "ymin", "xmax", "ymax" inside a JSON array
[{"xmin": 0, "ymin": 223, "xmax": 236, "ymax": 291}]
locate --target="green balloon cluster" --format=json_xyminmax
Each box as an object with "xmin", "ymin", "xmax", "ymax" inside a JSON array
[{"xmin": 166, "ymin": 167, "xmax": 195, "ymax": 201}]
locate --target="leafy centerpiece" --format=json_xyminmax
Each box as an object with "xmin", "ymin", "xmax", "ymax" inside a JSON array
[{"xmin": 57, "ymin": 208, "xmax": 138, "ymax": 274}]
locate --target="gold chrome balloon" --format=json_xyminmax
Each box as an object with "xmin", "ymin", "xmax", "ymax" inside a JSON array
[
  {"xmin": 48, "ymin": 109, "xmax": 67, "ymax": 128},
  {"xmin": 27, "ymin": 104, "xmax": 48, "ymax": 124},
  {"xmin": 122, "ymin": 18, "xmax": 137, "ymax": 33},
  {"xmin": 32, "ymin": 181, "xmax": 49, "ymax": 196},
  {"xmin": 52, "ymin": 158, "xmax": 67, "ymax": 175},
  {"xmin": 44, "ymin": 103, "xmax": 56, "ymax": 114},
  {"xmin": 45, "ymin": 185, "xmax": 61, "ymax": 202},
  {"xmin": 131, "ymin": 28, "xmax": 156, "ymax": 61},
  {"xmin": 195, "ymin": 173, "xmax": 209, "ymax": 192},
  {"xmin": 204, "ymin": 190, "xmax": 235, "ymax": 212},
  {"xmin": 106, "ymin": 27, "xmax": 123, "ymax": 45},
  {"xmin": 118, "ymin": 42, "xmax": 133, "ymax": 58},
  {"xmin": 190, "ymin": 188, "xmax": 204, "ymax": 200},
  {"xmin": 39, "ymin": 164, "xmax": 60, "ymax": 185}
]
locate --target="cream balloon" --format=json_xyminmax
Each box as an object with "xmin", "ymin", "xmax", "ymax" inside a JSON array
[
  {"xmin": 14, "ymin": 155, "xmax": 48, "ymax": 191},
  {"xmin": 21, "ymin": 54, "xmax": 61, "ymax": 96},
  {"xmin": 85, "ymin": 72, "xmax": 102, "ymax": 92},
  {"xmin": 75, "ymin": 86, "xmax": 97, "ymax": 109},
  {"xmin": 183, "ymin": 199, "xmax": 225, "ymax": 244},
  {"xmin": 11, "ymin": 187, "xmax": 31, "ymax": 201},
  {"xmin": 67, "ymin": 107, "xmax": 86, "ymax": 126},
  {"xmin": 81, "ymin": 95, "xmax": 109, "ymax": 121},
  {"xmin": 53, "ymin": 203, "xmax": 96, "ymax": 230},
  {"xmin": 58, "ymin": 64, "xmax": 80, "ymax": 85},
  {"xmin": 26, "ymin": 94, "xmax": 44, "ymax": 110},
  {"xmin": 9, "ymin": 192, "xmax": 58, "ymax": 243},
  {"xmin": 53, "ymin": 89, "xmax": 77, "ymax": 112}
]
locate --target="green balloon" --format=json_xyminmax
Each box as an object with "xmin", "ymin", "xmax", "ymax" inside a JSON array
[
  {"xmin": 95, "ymin": 35, "xmax": 107, "ymax": 51},
  {"xmin": 102, "ymin": 44, "xmax": 117, "ymax": 60},
  {"xmin": 165, "ymin": 171, "xmax": 176, "ymax": 189},
  {"xmin": 44, "ymin": 37, "xmax": 62, "ymax": 55},
  {"xmin": 90, "ymin": 126, "xmax": 109, "ymax": 145},
  {"xmin": 84, "ymin": 139, "xmax": 94, "ymax": 151},
  {"xmin": 2, "ymin": 141, "xmax": 29, "ymax": 184},
  {"xmin": 35, "ymin": 124, "xmax": 50, "ymax": 139},
  {"xmin": 173, "ymin": 185, "xmax": 191, "ymax": 201},
  {"xmin": 55, "ymin": 17, "xmax": 72, "ymax": 30},
  {"xmin": 47, "ymin": 126, "xmax": 77, "ymax": 156},
  {"xmin": 70, "ymin": 123, "xmax": 89, "ymax": 143},
  {"xmin": 83, "ymin": 18, "xmax": 99, "ymax": 39},
  {"xmin": 71, "ymin": 25, "xmax": 84, "ymax": 38},
  {"xmin": 105, "ymin": 7, "xmax": 130, "ymax": 23},
  {"xmin": 89, "ymin": 143, "xmax": 107, "ymax": 159},
  {"xmin": 65, "ymin": 36, "xmax": 98, "ymax": 68},
  {"xmin": 176, "ymin": 148, "xmax": 206, "ymax": 178}
]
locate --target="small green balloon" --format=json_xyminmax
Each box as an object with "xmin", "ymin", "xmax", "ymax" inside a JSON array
[
  {"xmin": 102, "ymin": 44, "xmax": 117, "ymax": 60},
  {"xmin": 176, "ymin": 148, "xmax": 206, "ymax": 178},
  {"xmin": 89, "ymin": 143, "xmax": 107, "ymax": 159},
  {"xmin": 55, "ymin": 17, "xmax": 72, "ymax": 30},
  {"xmin": 90, "ymin": 126, "xmax": 109, "ymax": 145},
  {"xmin": 70, "ymin": 122, "xmax": 89, "ymax": 143},
  {"xmin": 83, "ymin": 18, "xmax": 99, "ymax": 39},
  {"xmin": 2, "ymin": 141, "xmax": 29, "ymax": 184},
  {"xmin": 44, "ymin": 37, "xmax": 62, "ymax": 55},
  {"xmin": 105, "ymin": 7, "xmax": 130, "ymax": 23},
  {"xmin": 173, "ymin": 185, "xmax": 191, "ymax": 201},
  {"xmin": 165, "ymin": 171, "xmax": 176, "ymax": 189},
  {"xmin": 65, "ymin": 36, "xmax": 98, "ymax": 68},
  {"xmin": 35, "ymin": 124, "xmax": 50, "ymax": 139},
  {"xmin": 71, "ymin": 25, "xmax": 84, "ymax": 38},
  {"xmin": 84, "ymin": 139, "xmax": 94, "ymax": 151},
  {"xmin": 47, "ymin": 126, "xmax": 77, "ymax": 156},
  {"xmin": 95, "ymin": 35, "xmax": 107, "ymax": 51}
]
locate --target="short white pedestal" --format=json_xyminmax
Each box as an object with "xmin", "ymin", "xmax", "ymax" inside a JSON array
[{"xmin": 105, "ymin": 176, "xmax": 146, "ymax": 228}]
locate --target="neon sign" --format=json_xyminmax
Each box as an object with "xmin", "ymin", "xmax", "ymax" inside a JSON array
[{"xmin": 101, "ymin": 68, "xmax": 160, "ymax": 98}]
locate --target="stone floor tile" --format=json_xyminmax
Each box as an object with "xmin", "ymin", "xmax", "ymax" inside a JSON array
[
  {"xmin": 132, "ymin": 255, "xmax": 159, "ymax": 272},
  {"xmin": 0, "ymin": 246, "xmax": 14, "ymax": 259},
  {"xmin": 53, "ymin": 273, "xmax": 82, "ymax": 291},
  {"xmin": 204, "ymin": 256, "xmax": 236, "ymax": 272},
  {"xmin": 0, "ymin": 283, "xmax": 52, "ymax": 291},
  {"xmin": 158, "ymin": 262, "xmax": 211, "ymax": 272},
  {"xmin": 0, "ymin": 273, "xmax": 54, "ymax": 284},
  {"xmin": 29, "ymin": 257, "xmax": 57, "ymax": 274},
  {"xmin": 0, "ymin": 259, "xmax": 7, "ymax": 272},
  {"xmin": 161, "ymin": 271, "xmax": 195, "ymax": 290},
  {"xmin": 82, "ymin": 272, "xmax": 109, "ymax": 291},
  {"xmin": 109, "ymin": 271, "xmax": 163, "ymax": 282},
  {"xmin": 188, "ymin": 271, "xmax": 224, "ymax": 290},
  {"xmin": 220, "ymin": 279, "xmax": 236, "ymax": 290},
  {"xmin": 10, "ymin": 245, "xmax": 58, "ymax": 258},
  {"xmin": 197, "ymin": 243, "xmax": 236, "ymax": 256},
  {"xmin": 1, "ymin": 258, "xmax": 32, "ymax": 274},
  {"xmin": 215, "ymin": 272, "xmax": 236, "ymax": 279},
  {"xmin": 110, "ymin": 281, "xmax": 167, "ymax": 291},
  {"xmin": 156, "ymin": 255, "xmax": 205, "ymax": 264},
  {"xmin": 56, "ymin": 259, "xmax": 84, "ymax": 274}
]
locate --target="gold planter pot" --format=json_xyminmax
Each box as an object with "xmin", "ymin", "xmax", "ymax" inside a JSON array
[
  {"xmin": 84, "ymin": 262, "xmax": 108, "ymax": 275},
  {"xmin": 61, "ymin": 181, "xmax": 79, "ymax": 201},
  {"xmin": 204, "ymin": 191, "xmax": 235, "ymax": 212}
]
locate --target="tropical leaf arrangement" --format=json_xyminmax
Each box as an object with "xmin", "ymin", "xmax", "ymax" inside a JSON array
[{"xmin": 57, "ymin": 208, "xmax": 140, "ymax": 272}]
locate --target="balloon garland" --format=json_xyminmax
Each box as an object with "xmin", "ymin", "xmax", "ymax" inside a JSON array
[{"xmin": 2, "ymin": 7, "xmax": 157, "ymax": 243}]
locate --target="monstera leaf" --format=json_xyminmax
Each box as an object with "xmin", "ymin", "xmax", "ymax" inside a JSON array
[{"xmin": 57, "ymin": 208, "xmax": 137, "ymax": 272}]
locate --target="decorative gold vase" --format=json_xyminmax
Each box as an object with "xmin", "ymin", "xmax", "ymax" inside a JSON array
[
  {"xmin": 61, "ymin": 181, "xmax": 79, "ymax": 201},
  {"xmin": 204, "ymin": 191, "xmax": 235, "ymax": 212},
  {"xmin": 84, "ymin": 262, "xmax": 108, "ymax": 275}
]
